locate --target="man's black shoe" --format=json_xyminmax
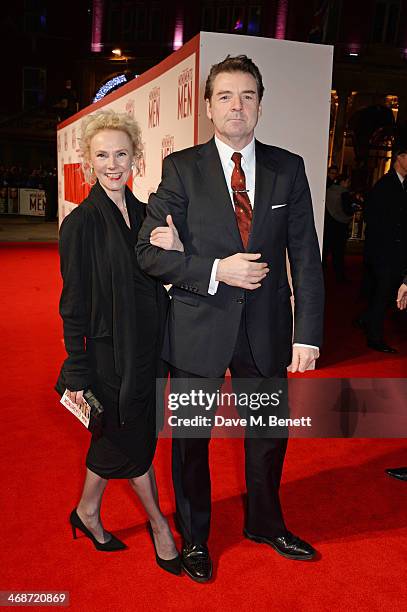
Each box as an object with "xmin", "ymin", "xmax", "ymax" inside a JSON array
[
  {"xmin": 386, "ymin": 467, "xmax": 407, "ymax": 481},
  {"xmin": 244, "ymin": 529, "xmax": 316, "ymax": 560},
  {"xmin": 367, "ymin": 340, "xmax": 397, "ymax": 353},
  {"xmin": 181, "ymin": 543, "xmax": 213, "ymax": 582}
]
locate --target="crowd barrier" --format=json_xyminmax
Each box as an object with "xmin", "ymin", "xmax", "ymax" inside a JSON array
[{"xmin": 0, "ymin": 187, "xmax": 46, "ymax": 216}]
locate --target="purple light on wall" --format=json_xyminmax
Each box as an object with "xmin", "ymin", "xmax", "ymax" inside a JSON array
[
  {"xmin": 275, "ymin": 0, "xmax": 288, "ymax": 39},
  {"xmin": 347, "ymin": 43, "xmax": 361, "ymax": 55},
  {"xmin": 234, "ymin": 18, "xmax": 244, "ymax": 32},
  {"xmin": 173, "ymin": 12, "xmax": 184, "ymax": 51},
  {"xmin": 91, "ymin": 0, "xmax": 104, "ymax": 53}
]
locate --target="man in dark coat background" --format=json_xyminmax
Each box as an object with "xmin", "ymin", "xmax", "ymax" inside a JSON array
[
  {"xmin": 137, "ymin": 55, "xmax": 324, "ymax": 581},
  {"xmin": 362, "ymin": 143, "xmax": 407, "ymax": 352}
]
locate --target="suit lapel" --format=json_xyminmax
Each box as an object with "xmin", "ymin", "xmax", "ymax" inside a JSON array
[
  {"xmin": 248, "ymin": 140, "xmax": 278, "ymax": 250},
  {"xmin": 197, "ymin": 138, "xmax": 243, "ymax": 249}
]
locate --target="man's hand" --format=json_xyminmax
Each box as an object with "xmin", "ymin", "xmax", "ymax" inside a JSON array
[
  {"xmin": 150, "ymin": 215, "xmax": 184, "ymax": 252},
  {"xmin": 396, "ymin": 282, "xmax": 407, "ymax": 310},
  {"xmin": 289, "ymin": 346, "xmax": 320, "ymax": 373},
  {"xmin": 66, "ymin": 389, "xmax": 85, "ymax": 406},
  {"xmin": 216, "ymin": 253, "xmax": 269, "ymax": 290}
]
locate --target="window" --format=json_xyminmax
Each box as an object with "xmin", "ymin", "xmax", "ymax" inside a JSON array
[
  {"xmin": 134, "ymin": 5, "xmax": 147, "ymax": 39},
  {"xmin": 247, "ymin": 6, "xmax": 261, "ymax": 35},
  {"xmin": 23, "ymin": 67, "xmax": 46, "ymax": 110},
  {"xmin": 105, "ymin": 1, "xmax": 161, "ymax": 43},
  {"xmin": 24, "ymin": 0, "xmax": 46, "ymax": 33},
  {"xmin": 324, "ymin": 0, "xmax": 342, "ymax": 43},
  {"xmin": 371, "ymin": 0, "xmax": 400, "ymax": 44},
  {"xmin": 202, "ymin": 6, "xmax": 214, "ymax": 31},
  {"xmin": 202, "ymin": 3, "xmax": 261, "ymax": 36},
  {"xmin": 122, "ymin": 6, "xmax": 134, "ymax": 42},
  {"xmin": 150, "ymin": 6, "xmax": 162, "ymax": 42},
  {"xmin": 216, "ymin": 5, "xmax": 230, "ymax": 31},
  {"xmin": 107, "ymin": 7, "xmax": 121, "ymax": 41}
]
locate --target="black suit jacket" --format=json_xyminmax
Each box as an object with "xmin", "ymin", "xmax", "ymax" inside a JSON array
[
  {"xmin": 364, "ymin": 169, "xmax": 407, "ymax": 270},
  {"xmin": 137, "ymin": 138, "xmax": 324, "ymax": 377}
]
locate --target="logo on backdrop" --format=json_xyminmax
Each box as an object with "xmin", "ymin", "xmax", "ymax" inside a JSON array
[
  {"xmin": 71, "ymin": 127, "xmax": 76, "ymax": 150},
  {"xmin": 161, "ymin": 135, "xmax": 174, "ymax": 162},
  {"xmin": 136, "ymin": 142, "xmax": 146, "ymax": 178},
  {"xmin": 64, "ymin": 132, "xmax": 68, "ymax": 151},
  {"xmin": 125, "ymin": 98, "xmax": 135, "ymax": 118},
  {"xmin": 148, "ymin": 87, "xmax": 160, "ymax": 128},
  {"xmin": 178, "ymin": 68, "xmax": 193, "ymax": 119},
  {"xmin": 57, "ymin": 134, "xmax": 61, "ymax": 153}
]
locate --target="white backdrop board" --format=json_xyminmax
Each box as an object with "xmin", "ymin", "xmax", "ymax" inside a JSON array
[{"xmin": 57, "ymin": 32, "xmax": 333, "ymax": 250}]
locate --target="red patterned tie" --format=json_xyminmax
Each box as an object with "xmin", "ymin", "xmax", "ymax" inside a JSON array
[{"xmin": 231, "ymin": 152, "xmax": 253, "ymax": 249}]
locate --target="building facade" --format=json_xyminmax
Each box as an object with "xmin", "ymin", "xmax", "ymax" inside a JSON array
[{"xmin": 1, "ymin": 0, "xmax": 407, "ymax": 188}]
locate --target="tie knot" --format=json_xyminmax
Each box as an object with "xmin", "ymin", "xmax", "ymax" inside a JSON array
[{"xmin": 232, "ymin": 152, "xmax": 242, "ymax": 166}]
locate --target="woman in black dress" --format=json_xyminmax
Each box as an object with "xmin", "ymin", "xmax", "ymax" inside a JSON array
[{"xmin": 58, "ymin": 110, "xmax": 183, "ymax": 574}]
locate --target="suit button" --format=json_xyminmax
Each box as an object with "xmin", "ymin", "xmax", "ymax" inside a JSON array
[{"xmin": 236, "ymin": 297, "xmax": 244, "ymax": 304}]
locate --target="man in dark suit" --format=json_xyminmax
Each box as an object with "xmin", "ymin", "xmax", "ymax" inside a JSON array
[
  {"xmin": 362, "ymin": 144, "xmax": 407, "ymax": 352},
  {"xmin": 137, "ymin": 55, "xmax": 324, "ymax": 581}
]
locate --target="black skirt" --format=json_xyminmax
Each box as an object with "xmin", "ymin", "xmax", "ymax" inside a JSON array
[{"xmin": 86, "ymin": 276, "xmax": 160, "ymax": 479}]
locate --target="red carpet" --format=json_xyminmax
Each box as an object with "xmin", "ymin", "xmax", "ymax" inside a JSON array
[{"xmin": 1, "ymin": 243, "xmax": 406, "ymax": 611}]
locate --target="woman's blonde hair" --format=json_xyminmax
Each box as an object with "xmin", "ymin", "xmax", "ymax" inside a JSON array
[{"xmin": 79, "ymin": 109, "xmax": 142, "ymax": 184}]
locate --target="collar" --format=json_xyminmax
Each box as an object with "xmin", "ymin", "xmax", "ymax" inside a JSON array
[
  {"xmin": 214, "ymin": 135, "xmax": 255, "ymax": 166},
  {"xmin": 396, "ymin": 170, "xmax": 406, "ymax": 184}
]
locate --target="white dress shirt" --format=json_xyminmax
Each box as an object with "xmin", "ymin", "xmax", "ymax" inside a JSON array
[
  {"xmin": 206, "ymin": 135, "xmax": 318, "ymax": 351},
  {"xmin": 208, "ymin": 136, "xmax": 255, "ymax": 294}
]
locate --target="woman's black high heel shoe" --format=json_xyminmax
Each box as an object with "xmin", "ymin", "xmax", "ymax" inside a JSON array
[
  {"xmin": 147, "ymin": 523, "xmax": 181, "ymax": 575},
  {"xmin": 70, "ymin": 508, "xmax": 126, "ymax": 552}
]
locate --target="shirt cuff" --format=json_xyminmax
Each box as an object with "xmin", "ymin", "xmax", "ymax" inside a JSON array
[
  {"xmin": 208, "ymin": 259, "xmax": 220, "ymax": 295},
  {"xmin": 293, "ymin": 343, "xmax": 319, "ymax": 350}
]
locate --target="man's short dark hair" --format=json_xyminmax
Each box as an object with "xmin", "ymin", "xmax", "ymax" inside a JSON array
[
  {"xmin": 393, "ymin": 142, "xmax": 407, "ymax": 159},
  {"xmin": 204, "ymin": 55, "xmax": 264, "ymax": 102}
]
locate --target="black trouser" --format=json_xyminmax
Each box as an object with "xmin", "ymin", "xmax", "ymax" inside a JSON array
[
  {"xmin": 170, "ymin": 315, "xmax": 288, "ymax": 545},
  {"xmin": 364, "ymin": 263, "xmax": 404, "ymax": 343}
]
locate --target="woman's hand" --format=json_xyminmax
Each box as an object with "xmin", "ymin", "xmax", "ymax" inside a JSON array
[
  {"xmin": 67, "ymin": 389, "xmax": 85, "ymax": 405},
  {"xmin": 150, "ymin": 215, "xmax": 184, "ymax": 252}
]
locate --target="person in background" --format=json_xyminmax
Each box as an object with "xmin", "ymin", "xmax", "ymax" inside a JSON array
[
  {"xmin": 57, "ymin": 109, "xmax": 183, "ymax": 575},
  {"xmin": 359, "ymin": 143, "xmax": 407, "ymax": 353},
  {"xmin": 323, "ymin": 174, "xmax": 355, "ymax": 282},
  {"xmin": 326, "ymin": 164, "xmax": 338, "ymax": 188}
]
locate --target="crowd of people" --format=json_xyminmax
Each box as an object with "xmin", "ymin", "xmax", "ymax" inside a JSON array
[{"xmin": 0, "ymin": 164, "xmax": 56, "ymax": 189}]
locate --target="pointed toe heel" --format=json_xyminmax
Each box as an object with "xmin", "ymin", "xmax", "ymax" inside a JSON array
[
  {"xmin": 147, "ymin": 523, "xmax": 181, "ymax": 575},
  {"xmin": 69, "ymin": 508, "xmax": 126, "ymax": 552}
]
